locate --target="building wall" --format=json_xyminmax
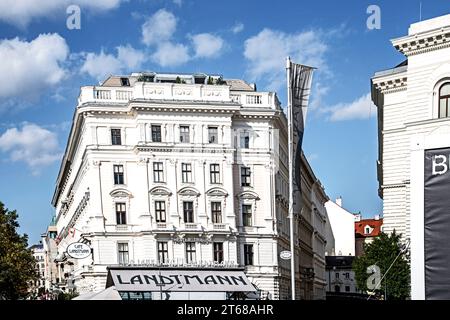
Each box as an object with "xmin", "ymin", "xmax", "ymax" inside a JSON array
[{"xmin": 324, "ymin": 200, "xmax": 355, "ymax": 256}]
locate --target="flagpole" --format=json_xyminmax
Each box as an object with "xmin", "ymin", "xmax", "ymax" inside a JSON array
[{"xmin": 286, "ymin": 56, "xmax": 296, "ymax": 300}]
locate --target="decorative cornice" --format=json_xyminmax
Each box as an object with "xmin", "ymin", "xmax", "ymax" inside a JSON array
[
  {"xmin": 372, "ymin": 76, "xmax": 408, "ymax": 93},
  {"xmin": 392, "ymin": 28, "xmax": 450, "ymax": 56}
]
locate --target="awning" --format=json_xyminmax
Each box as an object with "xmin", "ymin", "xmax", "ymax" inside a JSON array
[
  {"xmin": 107, "ymin": 268, "xmax": 256, "ymax": 292},
  {"xmin": 73, "ymin": 286, "xmax": 121, "ymax": 300}
]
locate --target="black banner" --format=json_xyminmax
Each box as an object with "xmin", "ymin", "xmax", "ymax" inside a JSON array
[{"xmin": 424, "ymin": 148, "xmax": 450, "ymax": 299}]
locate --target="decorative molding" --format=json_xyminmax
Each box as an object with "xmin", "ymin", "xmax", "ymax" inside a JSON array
[{"xmin": 110, "ymin": 188, "xmax": 133, "ymax": 198}]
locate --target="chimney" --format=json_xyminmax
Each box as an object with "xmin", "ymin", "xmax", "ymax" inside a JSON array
[
  {"xmin": 336, "ymin": 197, "xmax": 342, "ymax": 207},
  {"xmin": 250, "ymin": 83, "xmax": 257, "ymax": 91},
  {"xmin": 375, "ymin": 214, "xmax": 380, "ymax": 220}
]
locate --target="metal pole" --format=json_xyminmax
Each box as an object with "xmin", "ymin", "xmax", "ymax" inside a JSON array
[{"xmin": 286, "ymin": 56, "xmax": 296, "ymax": 300}]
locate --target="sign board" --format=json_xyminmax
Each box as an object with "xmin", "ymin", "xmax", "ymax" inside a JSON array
[
  {"xmin": 66, "ymin": 242, "xmax": 91, "ymax": 259},
  {"xmin": 109, "ymin": 269, "xmax": 256, "ymax": 292},
  {"xmin": 280, "ymin": 251, "xmax": 292, "ymax": 260},
  {"xmin": 424, "ymin": 148, "xmax": 450, "ymax": 299}
]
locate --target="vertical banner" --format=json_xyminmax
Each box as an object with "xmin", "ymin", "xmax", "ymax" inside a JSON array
[
  {"xmin": 289, "ymin": 62, "xmax": 314, "ymax": 215},
  {"xmin": 424, "ymin": 148, "xmax": 450, "ymax": 299}
]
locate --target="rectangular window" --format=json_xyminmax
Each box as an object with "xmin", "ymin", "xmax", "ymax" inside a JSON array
[
  {"xmin": 242, "ymin": 204, "xmax": 252, "ymax": 227},
  {"xmin": 181, "ymin": 163, "xmax": 192, "ymax": 183},
  {"xmin": 111, "ymin": 129, "xmax": 122, "ymax": 145},
  {"xmin": 210, "ymin": 164, "xmax": 220, "ymax": 184},
  {"xmin": 344, "ymin": 272, "xmax": 350, "ymax": 279},
  {"xmin": 335, "ymin": 272, "xmax": 339, "ymax": 279},
  {"xmin": 240, "ymin": 131, "xmax": 250, "ymax": 149},
  {"xmin": 244, "ymin": 244, "xmax": 254, "ymax": 266},
  {"xmin": 118, "ymin": 243, "xmax": 129, "ymax": 265},
  {"xmin": 345, "ymin": 286, "xmax": 350, "ymax": 292},
  {"xmin": 116, "ymin": 203, "xmax": 127, "ymax": 225},
  {"xmin": 153, "ymin": 162, "xmax": 164, "ymax": 182},
  {"xmin": 211, "ymin": 202, "xmax": 222, "ymax": 224},
  {"xmin": 155, "ymin": 201, "xmax": 166, "ymax": 222},
  {"xmin": 208, "ymin": 127, "xmax": 218, "ymax": 143},
  {"xmin": 180, "ymin": 126, "xmax": 190, "ymax": 143},
  {"xmin": 213, "ymin": 242, "xmax": 224, "ymax": 263},
  {"xmin": 183, "ymin": 201, "xmax": 194, "ymax": 223},
  {"xmin": 157, "ymin": 242, "xmax": 168, "ymax": 263},
  {"xmin": 151, "ymin": 125, "xmax": 162, "ymax": 142},
  {"xmin": 241, "ymin": 166, "xmax": 251, "ymax": 187},
  {"xmin": 113, "ymin": 165, "xmax": 124, "ymax": 185},
  {"xmin": 120, "ymin": 77, "xmax": 130, "ymax": 86},
  {"xmin": 185, "ymin": 242, "xmax": 196, "ymax": 263}
]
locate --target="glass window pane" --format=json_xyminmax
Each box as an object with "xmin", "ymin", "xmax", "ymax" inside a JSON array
[
  {"xmin": 440, "ymin": 98, "xmax": 447, "ymax": 118},
  {"xmin": 441, "ymin": 83, "xmax": 450, "ymax": 96}
]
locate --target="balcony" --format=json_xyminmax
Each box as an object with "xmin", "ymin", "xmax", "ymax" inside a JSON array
[
  {"xmin": 184, "ymin": 223, "xmax": 199, "ymax": 230},
  {"xmin": 212, "ymin": 223, "xmax": 228, "ymax": 231},
  {"xmin": 78, "ymin": 84, "xmax": 277, "ymax": 109}
]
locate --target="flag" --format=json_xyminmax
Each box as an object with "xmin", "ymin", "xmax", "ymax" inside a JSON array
[{"xmin": 288, "ymin": 59, "xmax": 315, "ymax": 215}]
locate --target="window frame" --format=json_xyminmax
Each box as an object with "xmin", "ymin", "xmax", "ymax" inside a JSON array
[
  {"xmin": 181, "ymin": 163, "xmax": 192, "ymax": 183},
  {"xmin": 241, "ymin": 166, "xmax": 251, "ymax": 187},
  {"xmin": 208, "ymin": 126, "xmax": 218, "ymax": 144},
  {"xmin": 438, "ymin": 82, "xmax": 450, "ymax": 118},
  {"xmin": 183, "ymin": 201, "xmax": 194, "ymax": 223},
  {"xmin": 151, "ymin": 125, "xmax": 162, "ymax": 142},
  {"xmin": 153, "ymin": 162, "xmax": 164, "ymax": 183},
  {"xmin": 117, "ymin": 242, "xmax": 129, "ymax": 265},
  {"xmin": 115, "ymin": 202, "xmax": 127, "ymax": 225},
  {"xmin": 211, "ymin": 201, "xmax": 222, "ymax": 224},
  {"xmin": 179, "ymin": 125, "xmax": 190, "ymax": 143},
  {"xmin": 213, "ymin": 242, "xmax": 224, "ymax": 263},
  {"xmin": 113, "ymin": 164, "xmax": 125, "ymax": 185},
  {"xmin": 155, "ymin": 200, "xmax": 166, "ymax": 223},
  {"xmin": 244, "ymin": 244, "xmax": 254, "ymax": 266},
  {"xmin": 111, "ymin": 128, "xmax": 122, "ymax": 145},
  {"xmin": 185, "ymin": 242, "xmax": 196, "ymax": 264},
  {"xmin": 242, "ymin": 204, "xmax": 252, "ymax": 227},
  {"xmin": 240, "ymin": 131, "xmax": 250, "ymax": 149},
  {"xmin": 210, "ymin": 163, "xmax": 220, "ymax": 184},
  {"xmin": 157, "ymin": 241, "xmax": 169, "ymax": 263}
]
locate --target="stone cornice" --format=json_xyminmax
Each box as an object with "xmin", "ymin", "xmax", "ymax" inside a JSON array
[
  {"xmin": 372, "ymin": 75, "xmax": 407, "ymax": 94},
  {"xmin": 392, "ymin": 27, "xmax": 450, "ymax": 56}
]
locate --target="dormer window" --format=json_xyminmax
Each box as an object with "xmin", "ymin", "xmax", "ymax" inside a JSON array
[
  {"xmin": 365, "ymin": 226, "xmax": 371, "ymax": 235},
  {"xmin": 439, "ymin": 82, "xmax": 450, "ymax": 118},
  {"xmin": 120, "ymin": 77, "xmax": 130, "ymax": 86}
]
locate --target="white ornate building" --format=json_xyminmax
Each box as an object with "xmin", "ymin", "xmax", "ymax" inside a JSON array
[
  {"xmin": 51, "ymin": 72, "xmax": 330, "ymax": 299},
  {"xmin": 372, "ymin": 14, "xmax": 450, "ymax": 299}
]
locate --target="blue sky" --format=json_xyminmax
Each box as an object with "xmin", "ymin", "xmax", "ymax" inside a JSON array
[{"xmin": 0, "ymin": 0, "xmax": 448, "ymax": 244}]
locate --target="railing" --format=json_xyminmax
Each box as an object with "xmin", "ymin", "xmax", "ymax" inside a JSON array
[
  {"xmin": 184, "ymin": 223, "xmax": 199, "ymax": 230},
  {"xmin": 212, "ymin": 223, "xmax": 227, "ymax": 230},
  {"xmin": 156, "ymin": 222, "xmax": 167, "ymax": 229},
  {"xmin": 115, "ymin": 225, "xmax": 129, "ymax": 232},
  {"xmin": 79, "ymin": 85, "xmax": 277, "ymax": 109}
]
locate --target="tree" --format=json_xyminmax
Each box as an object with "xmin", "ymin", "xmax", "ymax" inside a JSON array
[
  {"xmin": 0, "ymin": 202, "xmax": 38, "ymax": 300},
  {"xmin": 353, "ymin": 231, "xmax": 410, "ymax": 300}
]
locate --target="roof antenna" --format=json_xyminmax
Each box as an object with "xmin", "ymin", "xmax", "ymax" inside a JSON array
[{"xmin": 419, "ymin": 2, "xmax": 422, "ymax": 21}]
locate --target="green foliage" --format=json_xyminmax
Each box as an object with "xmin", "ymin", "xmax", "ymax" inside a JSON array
[
  {"xmin": 0, "ymin": 202, "xmax": 38, "ymax": 300},
  {"xmin": 353, "ymin": 231, "xmax": 410, "ymax": 300},
  {"xmin": 137, "ymin": 75, "xmax": 154, "ymax": 82},
  {"xmin": 207, "ymin": 76, "xmax": 214, "ymax": 85},
  {"xmin": 57, "ymin": 290, "xmax": 79, "ymax": 300}
]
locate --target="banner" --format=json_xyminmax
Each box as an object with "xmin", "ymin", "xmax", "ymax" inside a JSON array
[
  {"xmin": 424, "ymin": 147, "xmax": 450, "ymax": 299},
  {"xmin": 288, "ymin": 61, "xmax": 314, "ymax": 214}
]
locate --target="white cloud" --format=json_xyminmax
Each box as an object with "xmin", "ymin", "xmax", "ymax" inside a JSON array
[
  {"xmin": 231, "ymin": 22, "xmax": 244, "ymax": 34},
  {"xmin": 80, "ymin": 45, "xmax": 146, "ymax": 80},
  {"xmin": 0, "ymin": 123, "xmax": 62, "ymax": 174},
  {"xmin": 142, "ymin": 9, "xmax": 177, "ymax": 46},
  {"xmin": 173, "ymin": 0, "xmax": 183, "ymax": 6},
  {"xmin": 151, "ymin": 42, "xmax": 190, "ymax": 67},
  {"xmin": 190, "ymin": 33, "xmax": 224, "ymax": 58},
  {"xmin": 0, "ymin": 33, "xmax": 69, "ymax": 101},
  {"xmin": 327, "ymin": 93, "xmax": 376, "ymax": 121},
  {"xmin": 244, "ymin": 28, "xmax": 328, "ymax": 90},
  {"xmin": 0, "ymin": 0, "xmax": 124, "ymax": 28}
]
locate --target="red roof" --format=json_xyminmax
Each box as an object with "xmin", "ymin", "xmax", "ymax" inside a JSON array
[{"xmin": 355, "ymin": 218, "xmax": 383, "ymax": 238}]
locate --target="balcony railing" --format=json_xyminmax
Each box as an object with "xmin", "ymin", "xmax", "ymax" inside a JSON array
[
  {"xmin": 212, "ymin": 223, "xmax": 227, "ymax": 230},
  {"xmin": 156, "ymin": 222, "xmax": 167, "ymax": 229},
  {"xmin": 79, "ymin": 84, "xmax": 277, "ymax": 109},
  {"xmin": 184, "ymin": 223, "xmax": 199, "ymax": 230}
]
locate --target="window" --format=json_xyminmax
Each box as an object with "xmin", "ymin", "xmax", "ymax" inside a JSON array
[
  {"xmin": 113, "ymin": 165, "xmax": 124, "ymax": 185},
  {"xmin": 185, "ymin": 242, "xmax": 196, "ymax": 263},
  {"xmin": 151, "ymin": 125, "xmax": 162, "ymax": 142},
  {"xmin": 241, "ymin": 167, "xmax": 251, "ymax": 187},
  {"xmin": 335, "ymin": 272, "xmax": 339, "ymax": 279},
  {"xmin": 181, "ymin": 163, "xmax": 192, "ymax": 183},
  {"xmin": 211, "ymin": 202, "xmax": 222, "ymax": 224},
  {"xmin": 120, "ymin": 77, "xmax": 130, "ymax": 86},
  {"xmin": 240, "ymin": 131, "xmax": 250, "ymax": 149},
  {"xmin": 244, "ymin": 244, "xmax": 254, "ymax": 266},
  {"xmin": 111, "ymin": 129, "xmax": 122, "ymax": 145},
  {"xmin": 439, "ymin": 83, "xmax": 450, "ymax": 118},
  {"xmin": 335, "ymin": 285, "xmax": 341, "ymax": 293},
  {"xmin": 157, "ymin": 242, "xmax": 168, "ymax": 263},
  {"xmin": 242, "ymin": 204, "xmax": 252, "ymax": 227},
  {"xmin": 155, "ymin": 201, "xmax": 166, "ymax": 222},
  {"xmin": 180, "ymin": 126, "xmax": 190, "ymax": 143},
  {"xmin": 116, "ymin": 203, "xmax": 126, "ymax": 225},
  {"xmin": 208, "ymin": 127, "xmax": 218, "ymax": 143},
  {"xmin": 213, "ymin": 242, "xmax": 224, "ymax": 263},
  {"xmin": 365, "ymin": 226, "xmax": 371, "ymax": 235},
  {"xmin": 210, "ymin": 164, "xmax": 220, "ymax": 184},
  {"xmin": 118, "ymin": 243, "xmax": 129, "ymax": 265},
  {"xmin": 345, "ymin": 286, "xmax": 350, "ymax": 292},
  {"xmin": 153, "ymin": 162, "xmax": 164, "ymax": 182},
  {"xmin": 344, "ymin": 272, "xmax": 350, "ymax": 280},
  {"xmin": 183, "ymin": 201, "xmax": 194, "ymax": 223}
]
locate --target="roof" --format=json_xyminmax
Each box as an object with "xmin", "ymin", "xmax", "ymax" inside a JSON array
[
  {"xmin": 326, "ymin": 256, "xmax": 355, "ymax": 268},
  {"xmin": 355, "ymin": 218, "xmax": 383, "ymax": 238},
  {"xmin": 224, "ymin": 79, "xmax": 255, "ymax": 91}
]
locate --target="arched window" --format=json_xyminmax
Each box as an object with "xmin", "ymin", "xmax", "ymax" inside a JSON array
[{"xmin": 438, "ymin": 83, "xmax": 450, "ymax": 118}]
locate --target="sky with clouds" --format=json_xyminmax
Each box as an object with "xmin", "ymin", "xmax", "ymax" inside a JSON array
[{"xmin": 0, "ymin": 0, "xmax": 448, "ymax": 244}]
